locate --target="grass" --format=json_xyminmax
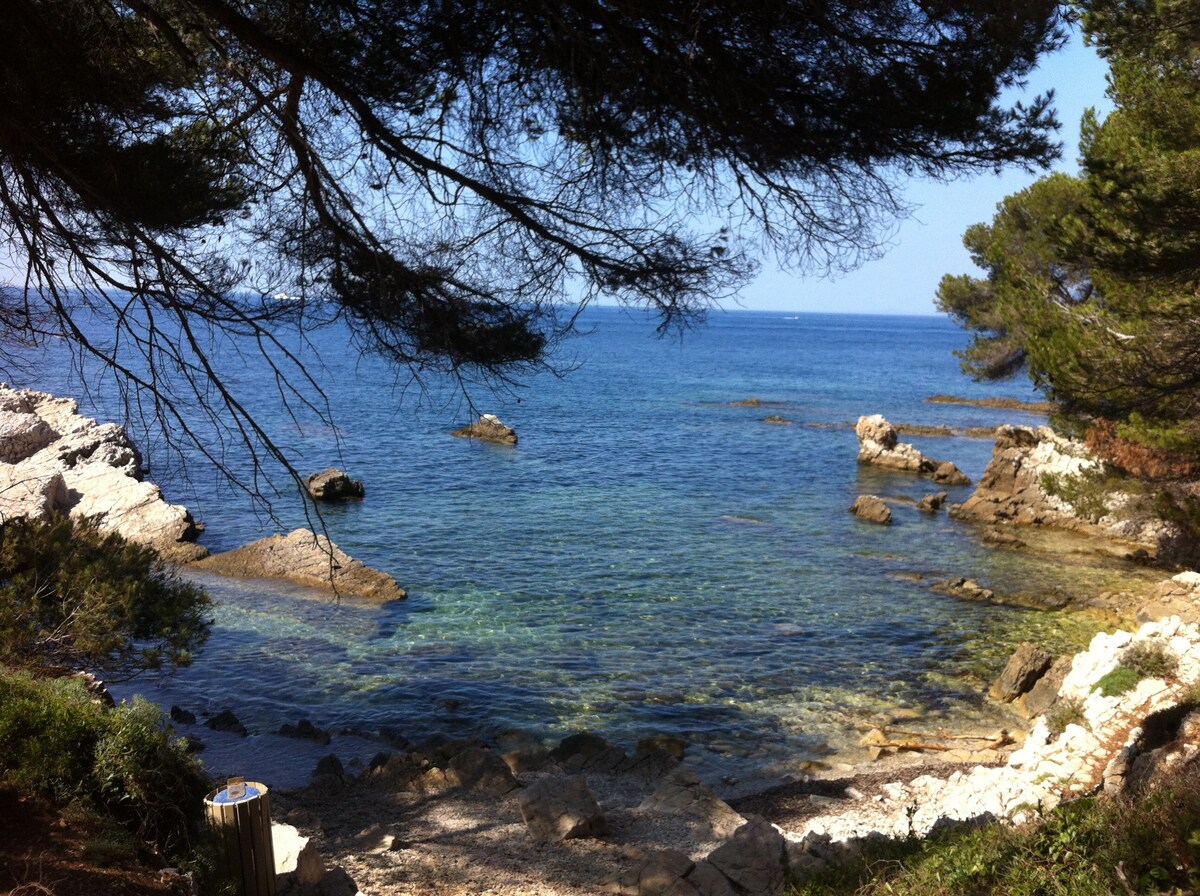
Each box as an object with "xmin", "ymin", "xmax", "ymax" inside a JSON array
[
  {"xmin": 791, "ymin": 764, "xmax": 1200, "ymax": 896},
  {"xmin": 1094, "ymin": 666, "xmax": 1143, "ymax": 697}
]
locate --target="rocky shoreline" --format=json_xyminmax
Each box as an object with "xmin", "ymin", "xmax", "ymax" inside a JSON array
[
  {"xmin": 252, "ymin": 614, "xmax": 1200, "ymax": 896},
  {"xmin": 0, "ymin": 385, "xmax": 403, "ymax": 599},
  {"xmin": 6, "ymin": 387, "xmax": 1200, "ymax": 895}
]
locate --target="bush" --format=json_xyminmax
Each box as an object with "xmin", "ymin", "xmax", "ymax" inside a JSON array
[
  {"xmin": 1094, "ymin": 640, "xmax": 1179, "ymax": 697},
  {"xmin": 1122, "ymin": 640, "xmax": 1179, "ymax": 680},
  {"xmin": 1045, "ymin": 696, "xmax": 1087, "ymax": 737},
  {"xmin": 0, "ymin": 667, "xmax": 209, "ymax": 860},
  {"xmin": 0, "ymin": 670, "xmax": 107, "ymax": 802},
  {"xmin": 1039, "ymin": 467, "xmax": 1141, "ymax": 522},
  {"xmin": 0, "ymin": 514, "xmax": 211, "ymax": 675},
  {"xmin": 94, "ymin": 698, "xmax": 211, "ymax": 855}
]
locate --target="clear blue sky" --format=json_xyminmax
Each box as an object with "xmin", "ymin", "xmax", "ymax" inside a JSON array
[{"xmin": 738, "ymin": 29, "xmax": 1112, "ymax": 316}]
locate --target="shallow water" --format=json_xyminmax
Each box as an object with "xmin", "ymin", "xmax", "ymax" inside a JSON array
[{"xmin": 22, "ymin": 308, "xmax": 1163, "ymax": 788}]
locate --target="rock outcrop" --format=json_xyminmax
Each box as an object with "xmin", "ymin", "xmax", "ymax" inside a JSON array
[
  {"xmin": 638, "ymin": 766, "xmax": 746, "ymax": 840},
  {"xmin": 305, "ymin": 468, "xmax": 365, "ymax": 501},
  {"xmin": 949, "ymin": 424, "xmax": 1175, "ymax": 557},
  {"xmin": 192, "ymin": 528, "xmax": 406, "ymax": 600},
  {"xmin": 855, "ymin": 415, "xmax": 970, "ymax": 485},
  {"xmin": 451, "ymin": 413, "xmax": 518, "ymax": 445},
  {"xmin": 0, "ymin": 386, "xmax": 206, "ymax": 561},
  {"xmin": 988, "ymin": 642, "xmax": 1054, "ymax": 702},
  {"xmin": 785, "ymin": 615, "xmax": 1200, "ymax": 865},
  {"xmin": 916, "ymin": 491, "xmax": 948, "ymax": 513},
  {"xmin": 273, "ymin": 822, "xmax": 360, "ymax": 896},
  {"xmin": 951, "ymin": 425, "xmax": 1095, "ymax": 529}
]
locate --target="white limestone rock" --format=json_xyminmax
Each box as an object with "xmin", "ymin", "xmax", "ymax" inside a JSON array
[
  {"xmin": 0, "ymin": 386, "xmax": 205, "ymax": 561},
  {"xmin": 855, "ymin": 415, "xmax": 970, "ymax": 485},
  {"xmin": 950, "ymin": 424, "xmax": 1172, "ymax": 556},
  {"xmin": 784, "ymin": 617, "xmax": 1200, "ymax": 860}
]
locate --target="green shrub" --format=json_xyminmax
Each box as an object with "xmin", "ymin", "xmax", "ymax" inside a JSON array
[
  {"xmin": 1093, "ymin": 666, "xmax": 1141, "ymax": 697},
  {"xmin": 0, "ymin": 670, "xmax": 108, "ymax": 802},
  {"xmin": 0, "ymin": 514, "xmax": 211, "ymax": 674},
  {"xmin": 1094, "ymin": 641, "xmax": 1178, "ymax": 697},
  {"xmin": 93, "ymin": 697, "xmax": 211, "ymax": 855},
  {"xmin": 1045, "ymin": 696, "xmax": 1087, "ymax": 736},
  {"xmin": 1121, "ymin": 640, "xmax": 1179, "ymax": 680},
  {"xmin": 0, "ymin": 667, "xmax": 209, "ymax": 860},
  {"xmin": 1039, "ymin": 468, "xmax": 1140, "ymax": 522}
]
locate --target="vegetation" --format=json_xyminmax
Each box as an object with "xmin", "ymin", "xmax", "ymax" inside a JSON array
[
  {"xmin": 938, "ymin": 0, "xmax": 1200, "ymax": 467},
  {"xmin": 0, "ymin": 516, "xmax": 217, "ymax": 887},
  {"xmin": 1094, "ymin": 640, "xmax": 1177, "ymax": 697},
  {"xmin": 0, "ymin": 668, "xmax": 211, "ymax": 867},
  {"xmin": 792, "ymin": 765, "xmax": 1200, "ymax": 895},
  {"xmin": 1093, "ymin": 666, "xmax": 1142, "ymax": 698},
  {"xmin": 1045, "ymin": 696, "xmax": 1088, "ymax": 737},
  {"xmin": 1040, "ymin": 468, "xmax": 1129, "ymax": 522},
  {"xmin": 0, "ymin": 514, "xmax": 211, "ymax": 676},
  {"xmin": 0, "ymin": 0, "xmax": 1068, "ymax": 500}
]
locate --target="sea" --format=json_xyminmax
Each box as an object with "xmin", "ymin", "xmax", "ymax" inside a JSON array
[{"xmin": 16, "ymin": 306, "xmax": 1162, "ymax": 791}]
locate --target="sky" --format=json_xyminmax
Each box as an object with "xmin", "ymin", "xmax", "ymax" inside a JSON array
[{"xmin": 738, "ymin": 29, "xmax": 1114, "ymax": 316}]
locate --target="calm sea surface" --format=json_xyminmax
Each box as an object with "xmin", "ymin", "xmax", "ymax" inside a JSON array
[{"xmin": 20, "ymin": 307, "xmax": 1160, "ymax": 787}]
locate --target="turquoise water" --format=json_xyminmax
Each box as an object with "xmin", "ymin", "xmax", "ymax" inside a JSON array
[{"xmin": 20, "ymin": 308, "xmax": 1156, "ymax": 785}]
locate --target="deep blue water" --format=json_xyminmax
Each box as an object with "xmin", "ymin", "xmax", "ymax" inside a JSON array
[{"xmin": 15, "ymin": 307, "xmax": 1155, "ymax": 786}]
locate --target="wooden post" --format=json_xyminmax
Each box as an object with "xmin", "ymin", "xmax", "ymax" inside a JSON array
[{"xmin": 204, "ymin": 779, "xmax": 277, "ymax": 896}]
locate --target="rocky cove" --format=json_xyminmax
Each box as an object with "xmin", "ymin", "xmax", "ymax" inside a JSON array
[{"xmin": 4, "ymin": 385, "xmax": 1200, "ymax": 895}]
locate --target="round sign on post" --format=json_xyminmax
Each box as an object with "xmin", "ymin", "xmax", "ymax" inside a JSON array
[{"xmin": 204, "ymin": 778, "xmax": 276, "ymax": 896}]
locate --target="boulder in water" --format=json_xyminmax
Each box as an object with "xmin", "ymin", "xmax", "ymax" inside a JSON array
[
  {"xmin": 451, "ymin": 414, "xmax": 517, "ymax": 445},
  {"xmin": 855, "ymin": 414, "xmax": 971, "ymax": 486},
  {"xmin": 192, "ymin": 528, "xmax": 406, "ymax": 600},
  {"xmin": 849, "ymin": 495, "xmax": 892, "ymax": 525},
  {"xmin": 306, "ymin": 467, "xmax": 365, "ymax": 501}
]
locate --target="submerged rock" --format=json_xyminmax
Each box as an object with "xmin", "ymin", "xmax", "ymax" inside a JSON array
[
  {"xmin": 933, "ymin": 577, "xmax": 995, "ymax": 602},
  {"xmin": 205, "ymin": 709, "xmax": 247, "ymax": 736},
  {"xmin": 192, "ymin": 528, "xmax": 406, "ymax": 600}
]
